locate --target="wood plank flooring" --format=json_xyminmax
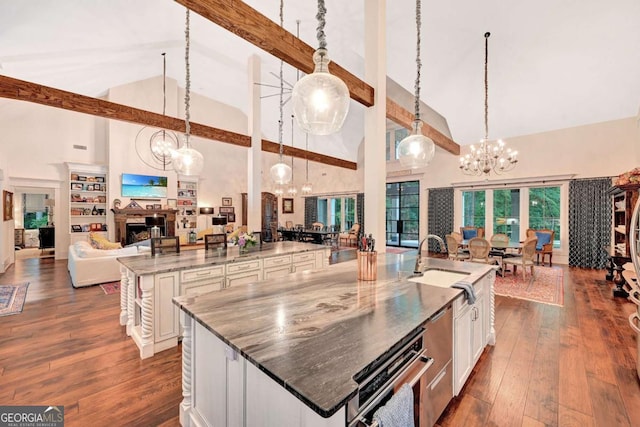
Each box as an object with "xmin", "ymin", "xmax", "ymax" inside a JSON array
[{"xmin": 1, "ymin": 258, "xmax": 638, "ymax": 426}]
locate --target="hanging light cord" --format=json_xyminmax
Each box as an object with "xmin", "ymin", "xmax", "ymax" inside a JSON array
[
  {"xmin": 305, "ymin": 133, "xmax": 309, "ymax": 181},
  {"xmin": 290, "ymin": 114, "xmax": 295, "ymax": 183},
  {"xmin": 161, "ymin": 53, "xmax": 167, "ymax": 116},
  {"xmin": 413, "ymin": 0, "xmax": 422, "ymax": 121},
  {"xmin": 184, "ymin": 9, "xmax": 191, "ymax": 147},
  {"xmin": 278, "ymin": 0, "xmax": 284, "ymax": 161},
  {"xmin": 484, "ymin": 32, "xmax": 490, "ymax": 141},
  {"xmin": 316, "ymin": 0, "xmax": 327, "ymax": 49}
]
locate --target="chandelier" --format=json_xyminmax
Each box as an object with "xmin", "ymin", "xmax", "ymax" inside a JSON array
[
  {"xmin": 269, "ymin": 0, "xmax": 292, "ymax": 186},
  {"xmin": 172, "ymin": 9, "xmax": 204, "ymax": 176},
  {"xmin": 459, "ymin": 32, "xmax": 517, "ymax": 175}
]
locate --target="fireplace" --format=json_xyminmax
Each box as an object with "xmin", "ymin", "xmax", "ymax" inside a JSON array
[{"xmin": 113, "ymin": 208, "xmax": 177, "ymax": 246}]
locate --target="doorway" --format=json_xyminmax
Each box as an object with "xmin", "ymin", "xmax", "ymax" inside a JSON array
[{"xmin": 386, "ymin": 181, "xmax": 420, "ymax": 248}]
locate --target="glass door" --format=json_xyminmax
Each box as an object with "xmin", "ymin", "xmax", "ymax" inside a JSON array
[{"xmin": 386, "ymin": 181, "xmax": 420, "ymax": 248}]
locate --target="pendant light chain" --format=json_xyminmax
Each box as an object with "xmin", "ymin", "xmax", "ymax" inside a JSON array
[
  {"xmin": 278, "ymin": 0, "xmax": 284, "ymax": 161},
  {"xmin": 316, "ymin": 0, "xmax": 327, "ymax": 50},
  {"xmin": 484, "ymin": 32, "xmax": 490, "ymax": 141},
  {"xmin": 305, "ymin": 133, "xmax": 309, "ymax": 181},
  {"xmin": 184, "ymin": 10, "xmax": 191, "ymax": 146},
  {"xmin": 161, "ymin": 53, "xmax": 167, "ymax": 116},
  {"xmin": 414, "ymin": 0, "xmax": 422, "ymax": 121}
]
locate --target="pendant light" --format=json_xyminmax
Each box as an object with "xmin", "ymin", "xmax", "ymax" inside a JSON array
[
  {"xmin": 459, "ymin": 33, "xmax": 518, "ymax": 175},
  {"xmin": 172, "ymin": 9, "xmax": 204, "ymax": 176},
  {"xmin": 291, "ymin": 0, "xmax": 350, "ymax": 135},
  {"xmin": 301, "ymin": 133, "xmax": 313, "ymax": 194},
  {"xmin": 270, "ymin": 0, "xmax": 293, "ymax": 185},
  {"xmin": 396, "ymin": 0, "xmax": 435, "ymax": 169}
]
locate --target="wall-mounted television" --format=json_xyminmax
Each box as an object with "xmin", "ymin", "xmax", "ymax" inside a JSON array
[{"xmin": 121, "ymin": 173, "xmax": 168, "ymax": 198}]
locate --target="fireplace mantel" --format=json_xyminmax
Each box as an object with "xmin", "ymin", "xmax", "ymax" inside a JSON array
[{"xmin": 112, "ymin": 208, "xmax": 178, "ymax": 246}]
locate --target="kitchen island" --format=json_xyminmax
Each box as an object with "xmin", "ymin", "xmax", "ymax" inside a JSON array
[
  {"xmin": 117, "ymin": 241, "xmax": 330, "ymax": 358},
  {"xmin": 173, "ymin": 254, "xmax": 496, "ymax": 426}
]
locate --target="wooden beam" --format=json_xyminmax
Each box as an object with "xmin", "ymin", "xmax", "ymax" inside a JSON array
[
  {"xmin": 0, "ymin": 75, "xmax": 357, "ymax": 169},
  {"xmin": 179, "ymin": 0, "xmax": 461, "ymax": 156},
  {"xmin": 261, "ymin": 140, "xmax": 357, "ymax": 170},
  {"xmin": 386, "ymin": 98, "xmax": 460, "ymax": 155},
  {"xmin": 176, "ymin": 0, "xmax": 374, "ymax": 108}
]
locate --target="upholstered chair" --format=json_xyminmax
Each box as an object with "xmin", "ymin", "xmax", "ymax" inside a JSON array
[
  {"xmin": 446, "ymin": 234, "xmax": 469, "ymax": 261},
  {"xmin": 339, "ymin": 223, "xmax": 360, "ymax": 247},
  {"xmin": 151, "ymin": 236, "xmax": 180, "ymax": 256},
  {"xmin": 526, "ymin": 228, "xmax": 555, "ymax": 266},
  {"xmin": 467, "ymin": 237, "xmax": 493, "ymax": 264},
  {"xmin": 503, "ymin": 237, "xmax": 538, "ymax": 279},
  {"xmin": 204, "ymin": 233, "xmax": 227, "ymax": 250},
  {"xmin": 460, "ymin": 226, "xmax": 485, "ymax": 240}
]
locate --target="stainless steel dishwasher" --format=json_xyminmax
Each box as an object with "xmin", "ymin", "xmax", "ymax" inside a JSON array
[{"xmin": 423, "ymin": 304, "xmax": 453, "ymax": 427}]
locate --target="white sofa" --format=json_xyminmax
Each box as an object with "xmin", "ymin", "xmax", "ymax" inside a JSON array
[{"xmin": 67, "ymin": 240, "xmax": 148, "ymax": 288}]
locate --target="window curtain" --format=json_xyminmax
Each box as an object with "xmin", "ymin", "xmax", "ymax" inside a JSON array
[
  {"xmin": 304, "ymin": 197, "xmax": 318, "ymax": 229},
  {"xmin": 568, "ymin": 178, "xmax": 612, "ymax": 268},
  {"xmin": 357, "ymin": 193, "xmax": 364, "ymax": 237},
  {"xmin": 428, "ymin": 188, "xmax": 454, "ymax": 252}
]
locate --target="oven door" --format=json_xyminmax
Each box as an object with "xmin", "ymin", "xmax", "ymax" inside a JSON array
[{"xmin": 350, "ymin": 353, "xmax": 434, "ymax": 427}]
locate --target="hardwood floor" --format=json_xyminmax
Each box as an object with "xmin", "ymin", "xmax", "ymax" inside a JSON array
[{"xmin": 1, "ymin": 258, "xmax": 638, "ymax": 426}]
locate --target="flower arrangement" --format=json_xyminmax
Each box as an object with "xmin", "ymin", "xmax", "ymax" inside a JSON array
[{"xmin": 228, "ymin": 229, "xmax": 257, "ymax": 250}]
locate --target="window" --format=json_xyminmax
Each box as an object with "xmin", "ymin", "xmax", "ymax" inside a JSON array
[
  {"xmin": 23, "ymin": 194, "xmax": 50, "ymax": 229},
  {"xmin": 493, "ymin": 189, "xmax": 520, "ymax": 244},
  {"xmin": 529, "ymin": 186, "xmax": 561, "ymax": 248},
  {"xmin": 462, "ymin": 191, "xmax": 485, "ymax": 228},
  {"xmin": 386, "ymin": 181, "xmax": 420, "ymax": 247},
  {"xmin": 385, "ymin": 128, "xmax": 409, "ymax": 161},
  {"xmin": 317, "ymin": 196, "xmax": 356, "ymax": 230}
]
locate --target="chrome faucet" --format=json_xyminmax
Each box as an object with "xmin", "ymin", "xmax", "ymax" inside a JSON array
[{"xmin": 414, "ymin": 234, "xmax": 446, "ymax": 273}]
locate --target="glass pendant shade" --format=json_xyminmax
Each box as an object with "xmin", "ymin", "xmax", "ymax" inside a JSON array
[
  {"xmin": 292, "ymin": 49, "xmax": 350, "ymax": 135},
  {"xmin": 270, "ymin": 161, "xmax": 292, "ymax": 185},
  {"xmin": 172, "ymin": 146, "xmax": 204, "ymax": 176},
  {"xmin": 397, "ymin": 120, "xmax": 435, "ymax": 168}
]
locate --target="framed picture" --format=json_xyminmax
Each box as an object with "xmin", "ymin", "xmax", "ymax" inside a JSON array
[
  {"xmin": 95, "ymin": 176, "xmax": 105, "ymax": 183},
  {"xmin": 167, "ymin": 198, "xmax": 177, "ymax": 208},
  {"xmin": 71, "ymin": 183, "xmax": 83, "ymax": 190},
  {"xmin": 282, "ymin": 198, "xmax": 294, "ymax": 214},
  {"xmin": 3, "ymin": 190, "xmax": 13, "ymax": 221},
  {"xmin": 86, "ymin": 184, "xmax": 95, "ymax": 191},
  {"xmin": 222, "ymin": 197, "xmax": 232, "ymax": 206},
  {"xmin": 70, "ymin": 173, "xmax": 79, "ymax": 181},
  {"xmin": 226, "ymin": 213, "xmax": 236, "ymax": 223},
  {"xmin": 219, "ymin": 206, "xmax": 234, "ymax": 214},
  {"xmin": 71, "ymin": 225, "xmax": 82, "ymax": 232},
  {"xmin": 77, "ymin": 176, "xmax": 87, "ymax": 182},
  {"xmin": 146, "ymin": 204, "xmax": 154, "ymax": 210},
  {"xmin": 154, "ymin": 203, "xmax": 162, "ymax": 209}
]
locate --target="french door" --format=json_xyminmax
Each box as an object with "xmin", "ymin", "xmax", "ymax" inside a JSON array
[{"xmin": 386, "ymin": 181, "xmax": 420, "ymax": 248}]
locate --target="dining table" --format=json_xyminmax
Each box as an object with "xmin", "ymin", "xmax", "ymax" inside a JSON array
[
  {"xmin": 461, "ymin": 238, "xmax": 522, "ymax": 276},
  {"xmin": 278, "ymin": 228, "xmax": 339, "ymax": 247}
]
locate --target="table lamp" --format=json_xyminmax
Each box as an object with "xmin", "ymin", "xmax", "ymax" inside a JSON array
[{"xmin": 212, "ymin": 215, "xmax": 227, "ymax": 234}]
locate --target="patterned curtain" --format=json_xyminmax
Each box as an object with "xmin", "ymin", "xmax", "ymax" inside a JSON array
[
  {"xmin": 357, "ymin": 193, "xmax": 365, "ymax": 238},
  {"xmin": 568, "ymin": 178, "xmax": 612, "ymax": 268},
  {"xmin": 428, "ymin": 188, "xmax": 454, "ymax": 252},
  {"xmin": 304, "ymin": 197, "xmax": 318, "ymax": 229}
]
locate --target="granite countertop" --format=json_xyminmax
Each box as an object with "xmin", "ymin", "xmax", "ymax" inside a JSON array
[
  {"xmin": 173, "ymin": 254, "xmax": 494, "ymax": 418},
  {"xmin": 117, "ymin": 241, "xmax": 327, "ymax": 275}
]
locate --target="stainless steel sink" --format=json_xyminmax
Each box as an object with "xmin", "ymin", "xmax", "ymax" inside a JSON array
[{"xmin": 407, "ymin": 269, "xmax": 470, "ymax": 288}]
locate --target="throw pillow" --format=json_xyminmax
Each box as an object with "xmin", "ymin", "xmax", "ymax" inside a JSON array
[
  {"xmin": 89, "ymin": 232, "xmax": 122, "ymax": 250},
  {"xmin": 462, "ymin": 229, "xmax": 477, "ymax": 239},
  {"xmin": 535, "ymin": 232, "xmax": 552, "ymax": 251}
]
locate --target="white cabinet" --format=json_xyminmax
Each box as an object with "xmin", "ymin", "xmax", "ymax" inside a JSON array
[
  {"xmin": 264, "ymin": 254, "xmax": 292, "ymax": 279},
  {"xmin": 154, "ymin": 272, "xmax": 180, "ymax": 344},
  {"xmin": 453, "ymin": 277, "xmax": 486, "ymax": 396},
  {"xmin": 67, "ymin": 163, "xmax": 108, "ymax": 240},
  {"xmin": 226, "ymin": 259, "xmax": 263, "ymax": 288}
]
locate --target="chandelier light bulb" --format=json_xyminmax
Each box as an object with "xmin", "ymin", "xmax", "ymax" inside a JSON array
[
  {"xmin": 270, "ymin": 161, "xmax": 292, "ymax": 185},
  {"xmin": 274, "ymin": 185, "xmax": 284, "ymax": 196},
  {"xmin": 172, "ymin": 146, "xmax": 204, "ymax": 176},
  {"xmin": 397, "ymin": 120, "xmax": 435, "ymax": 169},
  {"xmin": 150, "ymin": 130, "xmax": 178, "ymax": 158},
  {"xmin": 301, "ymin": 182, "xmax": 313, "ymax": 195}
]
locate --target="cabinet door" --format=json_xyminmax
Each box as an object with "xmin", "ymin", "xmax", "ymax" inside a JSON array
[
  {"xmin": 453, "ymin": 303, "xmax": 473, "ymax": 396},
  {"xmin": 226, "ymin": 270, "xmax": 263, "ymax": 288},
  {"xmin": 264, "ymin": 265, "xmax": 292, "ymax": 279},
  {"xmin": 154, "ymin": 272, "xmax": 180, "ymax": 343},
  {"xmin": 471, "ymin": 296, "xmax": 485, "ymax": 364}
]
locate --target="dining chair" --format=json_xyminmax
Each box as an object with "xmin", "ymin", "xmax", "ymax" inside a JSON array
[
  {"xmin": 151, "ymin": 236, "xmax": 180, "ymax": 256},
  {"xmin": 445, "ymin": 234, "xmax": 469, "ymax": 261},
  {"xmin": 460, "ymin": 226, "xmax": 485, "ymax": 240},
  {"xmin": 502, "ymin": 237, "xmax": 538, "ymax": 279},
  {"xmin": 252, "ymin": 231, "xmax": 262, "ymax": 247},
  {"xmin": 285, "ymin": 220, "xmax": 294, "ymax": 229},
  {"xmin": 311, "ymin": 222, "xmax": 324, "ymax": 230},
  {"xmin": 204, "ymin": 233, "xmax": 227, "ymax": 250},
  {"xmin": 339, "ymin": 223, "xmax": 360, "ymax": 247},
  {"xmin": 526, "ymin": 228, "xmax": 555, "ymax": 266},
  {"xmin": 467, "ymin": 237, "xmax": 494, "ymax": 265}
]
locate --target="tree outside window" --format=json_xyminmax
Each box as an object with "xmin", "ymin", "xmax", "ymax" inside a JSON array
[
  {"xmin": 493, "ymin": 189, "xmax": 520, "ymax": 244},
  {"xmin": 462, "ymin": 191, "xmax": 485, "ymax": 228},
  {"xmin": 529, "ymin": 186, "xmax": 561, "ymax": 248}
]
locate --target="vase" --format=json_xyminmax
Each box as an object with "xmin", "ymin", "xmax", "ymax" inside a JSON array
[{"xmin": 239, "ymin": 244, "xmax": 248, "ymax": 254}]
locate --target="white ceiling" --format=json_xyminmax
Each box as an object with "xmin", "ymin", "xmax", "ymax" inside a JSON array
[{"xmin": 1, "ymin": 0, "xmax": 639, "ymax": 162}]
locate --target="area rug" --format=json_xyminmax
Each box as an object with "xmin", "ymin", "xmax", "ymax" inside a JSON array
[
  {"xmin": 100, "ymin": 281, "xmax": 121, "ymax": 295},
  {"xmin": 494, "ymin": 266, "xmax": 564, "ymax": 306},
  {"xmin": 0, "ymin": 282, "xmax": 29, "ymax": 316}
]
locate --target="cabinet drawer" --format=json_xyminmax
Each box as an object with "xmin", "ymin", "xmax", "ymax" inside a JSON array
[
  {"xmin": 182, "ymin": 278, "xmax": 224, "ymax": 296},
  {"xmin": 292, "ymin": 260, "xmax": 316, "ymax": 273},
  {"xmin": 264, "ymin": 265, "xmax": 292, "ymax": 279},
  {"xmin": 181, "ymin": 265, "xmax": 225, "ymax": 283},
  {"xmin": 292, "ymin": 252, "xmax": 316, "ymax": 263},
  {"xmin": 227, "ymin": 260, "xmax": 262, "ymax": 274},
  {"xmin": 453, "ymin": 281, "xmax": 484, "ymax": 313},
  {"xmin": 264, "ymin": 255, "xmax": 291, "ymax": 268}
]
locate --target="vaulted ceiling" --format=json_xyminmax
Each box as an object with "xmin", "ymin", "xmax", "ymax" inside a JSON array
[{"xmin": 1, "ymin": 0, "xmax": 639, "ymax": 162}]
